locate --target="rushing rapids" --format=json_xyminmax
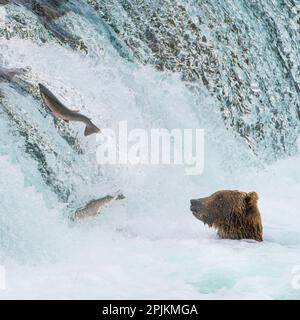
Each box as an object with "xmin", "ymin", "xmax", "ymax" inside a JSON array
[{"xmin": 0, "ymin": 0, "xmax": 299, "ymax": 299}]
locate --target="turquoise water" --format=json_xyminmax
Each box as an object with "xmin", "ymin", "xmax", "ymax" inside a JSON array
[{"xmin": 0, "ymin": 0, "xmax": 299, "ymax": 299}]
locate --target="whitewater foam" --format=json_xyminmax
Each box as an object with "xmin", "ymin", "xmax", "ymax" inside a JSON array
[{"xmin": 0, "ymin": 26, "xmax": 299, "ymax": 299}]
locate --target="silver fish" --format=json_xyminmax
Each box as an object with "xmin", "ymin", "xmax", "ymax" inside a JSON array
[
  {"xmin": 73, "ymin": 193, "xmax": 125, "ymax": 220},
  {"xmin": 39, "ymin": 83, "xmax": 100, "ymax": 136}
]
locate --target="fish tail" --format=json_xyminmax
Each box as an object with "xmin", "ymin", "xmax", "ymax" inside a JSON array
[
  {"xmin": 116, "ymin": 193, "xmax": 126, "ymax": 200},
  {"xmin": 84, "ymin": 121, "xmax": 101, "ymax": 136}
]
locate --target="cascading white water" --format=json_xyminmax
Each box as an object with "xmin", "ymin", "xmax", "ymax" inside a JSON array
[{"xmin": 0, "ymin": 1, "xmax": 299, "ymax": 299}]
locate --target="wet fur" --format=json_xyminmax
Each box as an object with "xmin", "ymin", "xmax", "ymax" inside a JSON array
[{"xmin": 191, "ymin": 190, "xmax": 263, "ymax": 241}]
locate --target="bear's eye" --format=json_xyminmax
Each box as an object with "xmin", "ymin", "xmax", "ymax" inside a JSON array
[{"xmin": 214, "ymin": 198, "xmax": 223, "ymax": 208}]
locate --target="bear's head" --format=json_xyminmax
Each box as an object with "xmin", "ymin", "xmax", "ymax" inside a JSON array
[{"xmin": 190, "ymin": 190, "xmax": 263, "ymax": 241}]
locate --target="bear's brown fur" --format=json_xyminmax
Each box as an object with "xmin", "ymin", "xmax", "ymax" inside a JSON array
[{"xmin": 190, "ymin": 190, "xmax": 263, "ymax": 241}]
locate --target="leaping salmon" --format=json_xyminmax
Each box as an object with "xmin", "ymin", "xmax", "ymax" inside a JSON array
[
  {"xmin": 39, "ymin": 83, "xmax": 101, "ymax": 136},
  {"xmin": 73, "ymin": 192, "xmax": 126, "ymax": 220}
]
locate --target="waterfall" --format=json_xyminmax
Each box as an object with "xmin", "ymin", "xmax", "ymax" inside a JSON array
[{"xmin": 0, "ymin": 0, "xmax": 299, "ymax": 299}]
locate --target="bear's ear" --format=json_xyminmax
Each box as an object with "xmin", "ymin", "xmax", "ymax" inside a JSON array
[{"xmin": 245, "ymin": 192, "xmax": 259, "ymax": 207}]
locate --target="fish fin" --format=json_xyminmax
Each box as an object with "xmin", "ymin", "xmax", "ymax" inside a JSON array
[
  {"xmin": 84, "ymin": 122, "xmax": 101, "ymax": 136},
  {"xmin": 112, "ymin": 190, "xmax": 126, "ymax": 200},
  {"xmin": 116, "ymin": 193, "xmax": 126, "ymax": 200}
]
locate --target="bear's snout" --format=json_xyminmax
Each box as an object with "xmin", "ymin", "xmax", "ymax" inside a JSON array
[
  {"xmin": 190, "ymin": 199, "xmax": 205, "ymax": 217},
  {"xmin": 190, "ymin": 199, "xmax": 198, "ymax": 206},
  {"xmin": 190, "ymin": 199, "xmax": 200, "ymax": 211}
]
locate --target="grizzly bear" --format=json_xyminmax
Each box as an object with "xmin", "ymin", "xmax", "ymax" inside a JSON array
[{"xmin": 190, "ymin": 190, "xmax": 263, "ymax": 241}]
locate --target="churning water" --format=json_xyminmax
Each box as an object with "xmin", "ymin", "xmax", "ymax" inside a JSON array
[{"xmin": 0, "ymin": 0, "xmax": 299, "ymax": 299}]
